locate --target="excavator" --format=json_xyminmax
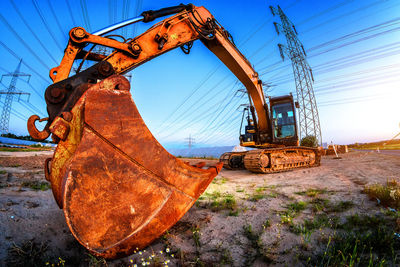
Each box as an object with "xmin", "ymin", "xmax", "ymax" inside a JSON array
[
  {"xmin": 26, "ymin": 4, "xmax": 320, "ymax": 259},
  {"xmin": 220, "ymin": 92, "xmax": 321, "ymax": 173}
]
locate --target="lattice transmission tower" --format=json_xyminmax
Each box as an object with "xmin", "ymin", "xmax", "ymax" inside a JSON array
[
  {"xmin": 270, "ymin": 5, "xmax": 322, "ymax": 145},
  {"xmin": 0, "ymin": 59, "xmax": 31, "ymax": 133}
]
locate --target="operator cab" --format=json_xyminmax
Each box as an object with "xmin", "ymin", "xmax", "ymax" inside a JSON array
[
  {"xmin": 239, "ymin": 108, "xmax": 256, "ymax": 145},
  {"xmin": 269, "ymin": 94, "xmax": 298, "ymax": 146}
]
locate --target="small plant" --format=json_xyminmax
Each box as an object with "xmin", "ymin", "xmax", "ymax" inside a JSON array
[
  {"xmin": 300, "ymin": 135, "xmax": 318, "ymax": 147},
  {"xmin": 290, "ymin": 214, "xmax": 336, "ymax": 234},
  {"xmin": 21, "ymin": 181, "xmax": 51, "ymax": 191},
  {"xmin": 0, "ymin": 170, "xmax": 7, "ymax": 174},
  {"xmin": 287, "ymin": 201, "xmax": 307, "ymax": 213},
  {"xmin": 219, "ymin": 248, "xmax": 233, "ymax": 265},
  {"xmin": 326, "ymin": 200, "xmax": 354, "ymax": 212},
  {"xmin": 364, "ymin": 179, "xmax": 400, "ymax": 208},
  {"xmin": 242, "ymin": 224, "xmax": 273, "ymax": 264},
  {"xmin": 296, "ymin": 188, "xmax": 327, "ymax": 197},
  {"xmin": 198, "ymin": 191, "xmax": 238, "ymax": 214},
  {"xmin": 262, "ymin": 219, "xmax": 271, "ymax": 229},
  {"xmin": 249, "ymin": 193, "xmax": 266, "ymax": 202},
  {"xmin": 310, "ymin": 197, "xmax": 330, "ymax": 212},
  {"xmin": 311, "ymin": 214, "xmax": 400, "ymax": 266},
  {"xmin": 192, "ymin": 226, "xmax": 201, "ymax": 249},
  {"xmin": 280, "ymin": 212, "xmax": 294, "ymax": 225},
  {"xmin": 228, "ymin": 210, "xmax": 239, "ymax": 216},
  {"xmin": 6, "ymin": 241, "xmax": 49, "ymax": 267},
  {"xmin": 212, "ymin": 176, "xmax": 228, "ymax": 185},
  {"xmin": 86, "ymin": 253, "xmax": 107, "ymax": 266},
  {"xmin": 10, "ymin": 164, "xmax": 22, "ymax": 167},
  {"xmin": 236, "ymin": 188, "xmax": 245, "ymax": 193}
]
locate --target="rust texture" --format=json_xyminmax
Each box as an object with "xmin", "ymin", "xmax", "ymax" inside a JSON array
[{"xmin": 47, "ymin": 75, "xmax": 222, "ymax": 258}]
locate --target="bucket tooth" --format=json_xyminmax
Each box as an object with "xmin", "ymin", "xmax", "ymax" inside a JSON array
[{"xmin": 47, "ymin": 75, "xmax": 222, "ymax": 258}]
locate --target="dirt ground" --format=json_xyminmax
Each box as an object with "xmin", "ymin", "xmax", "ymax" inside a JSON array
[{"xmin": 0, "ymin": 150, "xmax": 399, "ymax": 266}]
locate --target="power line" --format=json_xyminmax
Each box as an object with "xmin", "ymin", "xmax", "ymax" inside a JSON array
[
  {"xmin": 80, "ymin": 0, "xmax": 92, "ymax": 33},
  {"xmin": 65, "ymin": 0, "xmax": 78, "ymax": 26},
  {"xmin": 9, "ymin": 0, "xmax": 58, "ymax": 65},
  {"xmin": 0, "ymin": 13, "xmax": 51, "ymax": 70},
  {"xmin": 31, "ymin": 0, "xmax": 64, "ymax": 52}
]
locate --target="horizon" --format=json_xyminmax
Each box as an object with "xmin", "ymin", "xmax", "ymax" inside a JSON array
[{"xmin": 1, "ymin": 0, "xmax": 399, "ymax": 146}]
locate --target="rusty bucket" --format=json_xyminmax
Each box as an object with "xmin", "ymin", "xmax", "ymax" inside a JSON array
[{"xmin": 46, "ymin": 75, "xmax": 222, "ymax": 258}]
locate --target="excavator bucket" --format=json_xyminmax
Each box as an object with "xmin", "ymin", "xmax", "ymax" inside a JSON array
[{"xmin": 46, "ymin": 75, "xmax": 222, "ymax": 259}]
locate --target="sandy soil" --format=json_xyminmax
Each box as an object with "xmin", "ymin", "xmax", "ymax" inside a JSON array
[{"xmin": 0, "ymin": 151, "xmax": 399, "ymax": 266}]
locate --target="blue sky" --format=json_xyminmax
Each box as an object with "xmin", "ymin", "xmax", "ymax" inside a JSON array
[{"xmin": 1, "ymin": 0, "xmax": 399, "ymax": 148}]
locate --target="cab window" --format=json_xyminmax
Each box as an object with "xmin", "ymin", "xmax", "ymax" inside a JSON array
[{"xmin": 272, "ymin": 102, "xmax": 295, "ymax": 138}]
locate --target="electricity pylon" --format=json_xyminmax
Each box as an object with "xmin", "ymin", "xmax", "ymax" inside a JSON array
[
  {"xmin": 0, "ymin": 59, "xmax": 31, "ymax": 133},
  {"xmin": 270, "ymin": 5, "xmax": 322, "ymax": 145}
]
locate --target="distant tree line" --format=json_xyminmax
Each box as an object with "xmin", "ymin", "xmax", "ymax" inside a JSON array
[{"xmin": 1, "ymin": 133, "xmax": 53, "ymax": 143}]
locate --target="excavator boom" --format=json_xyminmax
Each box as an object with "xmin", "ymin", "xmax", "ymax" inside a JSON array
[{"xmin": 27, "ymin": 4, "xmax": 273, "ymax": 259}]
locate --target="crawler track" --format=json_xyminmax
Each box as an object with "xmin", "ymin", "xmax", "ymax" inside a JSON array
[
  {"xmin": 243, "ymin": 147, "xmax": 321, "ymax": 173},
  {"xmin": 220, "ymin": 147, "xmax": 320, "ymax": 173}
]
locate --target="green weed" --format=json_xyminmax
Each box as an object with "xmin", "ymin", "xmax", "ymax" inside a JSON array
[
  {"xmin": 296, "ymin": 188, "xmax": 327, "ymax": 197},
  {"xmin": 326, "ymin": 200, "xmax": 354, "ymax": 212},
  {"xmin": 6, "ymin": 241, "xmax": 49, "ymax": 267},
  {"xmin": 287, "ymin": 201, "xmax": 307, "ymax": 213},
  {"xmin": 212, "ymin": 176, "xmax": 228, "ymax": 185},
  {"xmin": 21, "ymin": 181, "xmax": 51, "ymax": 191},
  {"xmin": 364, "ymin": 179, "xmax": 400, "ymax": 208},
  {"xmin": 192, "ymin": 226, "xmax": 201, "ymax": 249},
  {"xmin": 313, "ymin": 214, "xmax": 400, "ymax": 266},
  {"xmin": 0, "ymin": 170, "xmax": 6, "ymax": 174},
  {"xmin": 310, "ymin": 198, "xmax": 330, "ymax": 212}
]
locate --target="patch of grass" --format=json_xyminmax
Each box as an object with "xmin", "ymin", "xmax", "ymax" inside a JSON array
[
  {"xmin": 228, "ymin": 210, "xmax": 239, "ymax": 216},
  {"xmin": 210, "ymin": 193, "xmax": 237, "ymax": 211},
  {"xmin": 236, "ymin": 188, "xmax": 245, "ymax": 193},
  {"xmin": 0, "ymin": 147, "xmax": 43, "ymax": 152},
  {"xmin": 243, "ymin": 224, "xmax": 273, "ymax": 265},
  {"xmin": 21, "ymin": 181, "xmax": 51, "ymax": 191},
  {"xmin": 262, "ymin": 219, "xmax": 271, "ymax": 229},
  {"xmin": 249, "ymin": 193, "xmax": 266, "ymax": 202},
  {"xmin": 86, "ymin": 253, "xmax": 107, "ymax": 266},
  {"xmin": 249, "ymin": 187, "xmax": 279, "ymax": 202},
  {"xmin": 219, "ymin": 248, "xmax": 233, "ymax": 265},
  {"xmin": 255, "ymin": 186, "xmax": 267, "ymax": 193},
  {"xmin": 326, "ymin": 200, "xmax": 355, "ymax": 212},
  {"xmin": 279, "ymin": 201, "xmax": 308, "ymax": 225},
  {"xmin": 0, "ymin": 170, "xmax": 7, "ymax": 174},
  {"xmin": 290, "ymin": 214, "xmax": 338, "ymax": 234},
  {"xmin": 10, "ymin": 164, "xmax": 22, "ymax": 167},
  {"xmin": 198, "ymin": 191, "xmax": 237, "ymax": 214},
  {"xmin": 6, "ymin": 241, "xmax": 49, "ymax": 267},
  {"xmin": 287, "ymin": 201, "xmax": 307, "ymax": 213},
  {"xmin": 310, "ymin": 197, "xmax": 330, "ymax": 212},
  {"xmin": 192, "ymin": 226, "xmax": 201, "ymax": 249},
  {"xmin": 295, "ymin": 188, "xmax": 327, "ymax": 197},
  {"xmin": 364, "ymin": 179, "xmax": 400, "ymax": 208},
  {"xmin": 311, "ymin": 214, "xmax": 400, "ymax": 266},
  {"xmin": 212, "ymin": 176, "xmax": 228, "ymax": 185},
  {"xmin": 280, "ymin": 212, "xmax": 294, "ymax": 225}
]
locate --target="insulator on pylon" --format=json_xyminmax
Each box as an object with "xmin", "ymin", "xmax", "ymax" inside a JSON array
[
  {"xmin": 269, "ymin": 6, "xmax": 275, "ymax": 16},
  {"xmin": 273, "ymin": 22, "xmax": 280, "ymax": 35}
]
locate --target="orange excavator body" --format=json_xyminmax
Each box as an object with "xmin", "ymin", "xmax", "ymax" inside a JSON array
[{"xmin": 26, "ymin": 4, "xmax": 273, "ymax": 258}]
